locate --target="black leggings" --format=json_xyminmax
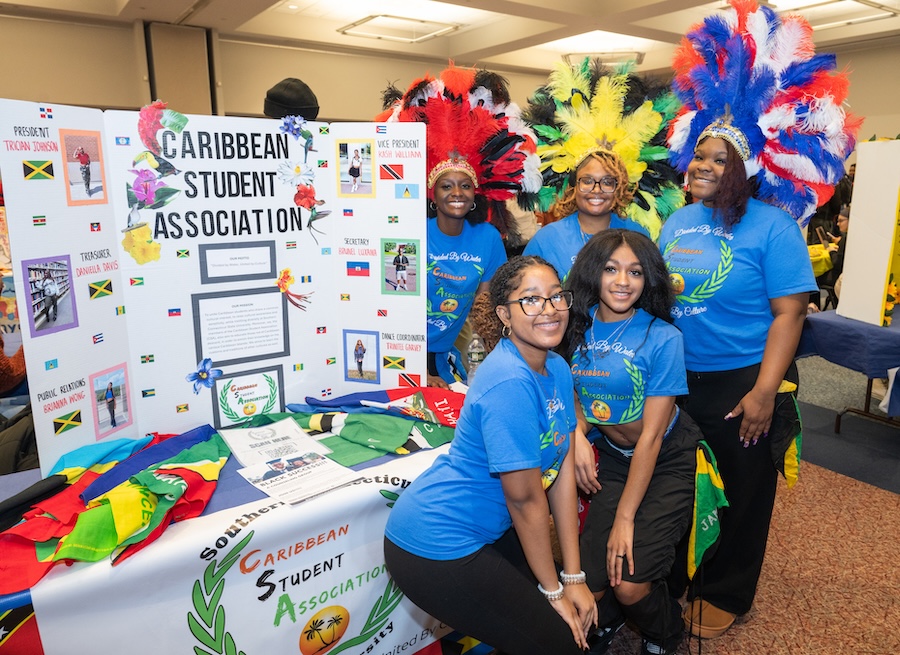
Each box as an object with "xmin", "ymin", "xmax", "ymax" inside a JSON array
[{"xmin": 384, "ymin": 531, "xmax": 584, "ymax": 655}]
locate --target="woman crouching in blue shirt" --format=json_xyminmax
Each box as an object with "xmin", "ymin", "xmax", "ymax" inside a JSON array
[{"xmin": 384, "ymin": 255, "xmax": 597, "ymax": 654}]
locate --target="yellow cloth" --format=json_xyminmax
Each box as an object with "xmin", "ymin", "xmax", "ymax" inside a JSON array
[{"xmin": 808, "ymin": 244, "xmax": 833, "ymax": 278}]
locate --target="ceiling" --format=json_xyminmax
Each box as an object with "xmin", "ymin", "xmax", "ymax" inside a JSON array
[{"xmin": 4, "ymin": 0, "xmax": 900, "ymax": 75}]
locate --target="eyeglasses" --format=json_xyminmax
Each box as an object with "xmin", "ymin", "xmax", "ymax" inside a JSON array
[
  {"xmin": 576, "ymin": 176, "xmax": 618, "ymax": 193},
  {"xmin": 505, "ymin": 291, "xmax": 574, "ymax": 316}
]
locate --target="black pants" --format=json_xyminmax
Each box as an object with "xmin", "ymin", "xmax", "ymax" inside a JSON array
[
  {"xmin": 670, "ymin": 362, "xmax": 796, "ymax": 615},
  {"xmin": 384, "ymin": 531, "xmax": 584, "ymax": 655}
]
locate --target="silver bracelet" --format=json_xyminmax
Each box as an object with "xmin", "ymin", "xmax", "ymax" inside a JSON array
[
  {"xmin": 537, "ymin": 582, "xmax": 565, "ymax": 601},
  {"xmin": 560, "ymin": 570, "xmax": 586, "ymax": 585}
]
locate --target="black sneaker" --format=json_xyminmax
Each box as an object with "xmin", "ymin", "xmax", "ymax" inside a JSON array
[
  {"xmin": 640, "ymin": 634, "xmax": 682, "ymax": 655},
  {"xmin": 587, "ymin": 621, "xmax": 625, "ymax": 654}
]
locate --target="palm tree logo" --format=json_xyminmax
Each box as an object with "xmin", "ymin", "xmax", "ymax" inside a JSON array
[{"xmin": 300, "ymin": 606, "xmax": 349, "ymax": 655}]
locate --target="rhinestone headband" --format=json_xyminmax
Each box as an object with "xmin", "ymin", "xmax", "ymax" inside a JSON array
[{"xmin": 698, "ymin": 118, "xmax": 751, "ymax": 161}]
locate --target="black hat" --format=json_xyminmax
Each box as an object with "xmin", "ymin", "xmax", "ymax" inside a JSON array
[{"xmin": 264, "ymin": 78, "xmax": 319, "ymax": 120}]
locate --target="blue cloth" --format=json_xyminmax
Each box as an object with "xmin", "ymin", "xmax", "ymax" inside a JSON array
[
  {"xmin": 79, "ymin": 424, "xmax": 217, "ymax": 503},
  {"xmin": 427, "ymin": 219, "xmax": 506, "ymax": 365},
  {"xmin": 385, "ymin": 338, "xmax": 576, "ymax": 560},
  {"xmin": 659, "ymin": 198, "xmax": 816, "ymax": 371},
  {"xmin": 523, "ymin": 212, "xmax": 651, "ymax": 282},
  {"xmin": 572, "ymin": 308, "xmax": 687, "ymax": 427}
]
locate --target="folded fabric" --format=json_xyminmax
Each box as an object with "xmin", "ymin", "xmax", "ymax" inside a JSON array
[{"xmin": 0, "ymin": 432, "xmax": 230, "ymax": 595}]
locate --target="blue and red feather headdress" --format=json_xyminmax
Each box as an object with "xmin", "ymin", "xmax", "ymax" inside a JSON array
[{"xmin": 667, "ymin": 0, "xmax": 862, "ymax": 225}]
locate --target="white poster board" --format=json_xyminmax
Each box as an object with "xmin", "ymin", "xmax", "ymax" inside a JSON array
[
  {"xmin": 836, "ymin": 139, "xmax": 900, "ymax": 326},
  {"xmin": 0, "ymin": 99, "xmax": 427, "ymax": 474}
]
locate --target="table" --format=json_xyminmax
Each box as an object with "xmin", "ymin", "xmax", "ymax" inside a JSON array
[
  {"xmin": 2, "ymin": 445, "xmax": 450, "ymax": 655},
  {"xmin": 797, "ymin": 310, "xmax": 900, "ymax": 432}
]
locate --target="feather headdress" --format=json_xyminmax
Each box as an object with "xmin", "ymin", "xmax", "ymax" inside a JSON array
[
  {"xmin": 525, "ymin": 58, "xmax": 684, "ymax": 240},
  {"xmin": 376, "ymin": 65, "xmax": 542, "ymax": 238},
  {"xmin": 667, "ymin": 0, "xmax": 862, "ymax": 225}
]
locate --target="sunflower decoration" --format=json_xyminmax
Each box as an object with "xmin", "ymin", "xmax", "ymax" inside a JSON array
[{"xmin": 524, "ymin": 58, "xmax": 684, "ymax": 240}]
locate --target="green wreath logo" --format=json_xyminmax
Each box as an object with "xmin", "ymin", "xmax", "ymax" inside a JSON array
[
  {"xmin": 187, "ymin": 530, "xmax": 254, "ymax": 655},
  {"xmin": 619, "ymin": 359, "xmax": 646, "ymax": 424},
  {"xmin": 677, "ymin": 240, "xmax": 733, "ymax": 304},
  {"xmin": 218, "ymin": 375, "xmax": 279, "ymax": 423}
]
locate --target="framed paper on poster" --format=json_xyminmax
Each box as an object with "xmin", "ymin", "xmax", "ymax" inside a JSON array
[
  {"xmin": 58, "ymin": 129, "xmax": 107, "ymax": 206},
  {"xmin": 211, "ymin": 364, "xmax": 285, "ymax": 429},
  {"xmin": 89, "ymin": 362, "xmax": 132, "ymax": 437}
]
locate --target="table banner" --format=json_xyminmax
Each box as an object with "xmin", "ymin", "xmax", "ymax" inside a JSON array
[{"xmin": 32, "ymin": 448, "xmax": 449, "ymax": 655}]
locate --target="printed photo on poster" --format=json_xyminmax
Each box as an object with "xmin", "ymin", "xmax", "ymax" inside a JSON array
[
  {"xmin": 59, "ymin": 129, "xmax": 107, "ymax": 206},
  {"xmin": 382, "ymin": 238, "xmax": 420, "ymax": 295},
  {"xmin": 90, "ymin": 363, "xmax": 132, "ymax": 437},
  {"xmin": 21, "ymin": 256, "xmax": 79, "ymax": 337},
  {"xmin": 211, "ymin": 364, "xmax": 285, "ymax": 429},
  {"xmin": 337, "ymin": 140, "xmax": 374, "ymax": 197},
  {"xmin": 344, "ymin": 329, "xmax": 379, "ymax": 384}
]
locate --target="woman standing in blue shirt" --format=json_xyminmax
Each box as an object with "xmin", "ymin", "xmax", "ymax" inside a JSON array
[{"xmin": 385, "ymin": 255, "xmax": 597, "ymax": 654}]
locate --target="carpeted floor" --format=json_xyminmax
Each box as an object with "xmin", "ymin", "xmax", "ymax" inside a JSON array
[{"xmin": 606, "ymin": 463, "xmax": 900, "ymax": 655}]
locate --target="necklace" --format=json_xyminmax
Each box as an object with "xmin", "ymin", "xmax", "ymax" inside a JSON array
[{"xmin": 596, "ymin": 309, "xmax": 636, "ymax": 358}]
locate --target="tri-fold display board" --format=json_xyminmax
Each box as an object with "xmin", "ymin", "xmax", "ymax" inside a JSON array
[{"xmin": 0, "ymin": 99, "xmax": 427, "ymax": 474}]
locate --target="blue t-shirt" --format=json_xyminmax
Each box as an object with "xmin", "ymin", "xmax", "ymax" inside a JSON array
[
  {"xmin": 658, "ymin": 198, "xmax": 816, "ymax": 371},
  {"xmin": 571, "ymin": 308, "xmax": 687, "ymax": 427},
  {"xmin": 523, "ymin": 212, "xmax": 651, "ymax": 281},
  {"xmin": 385, "ymin": 338, "xmax": 576, "ymax": 560},
  {"xmin": 427, "ymin": 219, "xmax": 506, "ymax": 354}
]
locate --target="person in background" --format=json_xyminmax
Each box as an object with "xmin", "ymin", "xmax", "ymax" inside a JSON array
[
  {"xmin": 385, "ymin": 255, "xmax": 596, "ymax": 655},
  {"xmin": 561, "ymin": 230, "xmax": 700, "ymax": 655},
  {"xmin": 263, "ymin": 77, "xmax": 319, "ymax": 120},
  {"xmin": 661, "ymin": 2, "xmax": 858, "ymax": 638},
  {"xmin": 264, "ymin": 77, "xmax": 319, "ymax": 162}
]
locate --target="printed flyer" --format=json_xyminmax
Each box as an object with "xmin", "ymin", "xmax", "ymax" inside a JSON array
[{"xmin": 0, "ymin": 99, "xmax": 428, "ymax": 474}]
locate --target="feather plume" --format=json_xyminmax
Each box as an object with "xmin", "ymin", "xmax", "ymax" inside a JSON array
[
  {"xmin": 667, "ymin": 0, "xmax": 860, "ymax": 225},
  {"xmin": 525, "ymin": 57, "xmax": 684, "ymax": 232}
]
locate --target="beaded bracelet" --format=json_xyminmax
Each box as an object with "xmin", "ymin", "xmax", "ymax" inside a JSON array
[
  {"xmin": 537, "ymin": 582, "xmax": 565, "ymax": 601},
  {"xmin": 560, "ymin": 570, "xmax": 586, "ymax": 586}
]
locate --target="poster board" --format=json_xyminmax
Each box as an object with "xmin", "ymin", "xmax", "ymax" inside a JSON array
[
  {"xmin": 837, "ymin": 139, "xmax": 900, "ymax": 326},
  {"xmin": 0, "ymin": 99, "xmax": 427, "ymax": 474}
]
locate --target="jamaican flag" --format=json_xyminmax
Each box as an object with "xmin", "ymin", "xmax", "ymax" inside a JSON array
[
  {"xmin": 770, "ymin": 380, "xmax": 803, "ymax": 489},
  {"xmin": 687, "ymin": 440, "xmax": 728, "ymax": 580}
]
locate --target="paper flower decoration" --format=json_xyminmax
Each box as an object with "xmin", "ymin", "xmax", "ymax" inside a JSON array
[{"xmin": 187, "ymin": 358, "xmax": 223, "ymax": 394}]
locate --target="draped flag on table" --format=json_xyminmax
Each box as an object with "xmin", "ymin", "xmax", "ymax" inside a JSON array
[
  {"xmin": 301, "ymin": 387, "xmax": 464, "ymax": 428},
  {"xmin": 687, "ymin": 440, "xmax": 728, "ymax": 579},
  {"xmin": 0, "ymin": 605, "xmax": 44, "ymax": 655},
  {"xmin": 0, "ymin": 429, "xmax": 228, "ymax": 594}
]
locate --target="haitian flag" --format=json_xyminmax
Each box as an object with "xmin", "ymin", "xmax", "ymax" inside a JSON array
[{"xmin": 346, "ymin": 261, "xmax": 370, "ymax": 276}]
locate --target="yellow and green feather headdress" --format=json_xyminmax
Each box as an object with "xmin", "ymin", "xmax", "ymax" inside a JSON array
[{"xmin": 525, "ymin": 59, "xmax": 684, "ymax": 240}]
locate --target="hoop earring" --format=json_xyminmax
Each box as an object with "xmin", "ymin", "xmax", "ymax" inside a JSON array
[
  {"xmin": 470, "ymin": 202, "xmax": 477, "ymax": 212},
  {"xmin": 429, "ymin": 201, "xmax": 437, "ymax": 211},
  {"xmin": 501, "ymin": 325, "xmax": 511, "ymax": 338}
]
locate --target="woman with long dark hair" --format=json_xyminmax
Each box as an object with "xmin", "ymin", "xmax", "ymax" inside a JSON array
[
  {"xmin": 385, "ymin": 256, "xmax": 596, "ymax": 654},
  {"xmin": 561, "ymin": 229, "xmax": 700, "ymax": 655}
]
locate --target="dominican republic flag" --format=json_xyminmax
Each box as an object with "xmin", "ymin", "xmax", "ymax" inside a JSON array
[
  {"xmin": 346, "ymin": 261, "xmax": 370, "ymax": 276},
  {"xmin": 304, "ymin": 387, "xmax": 464, "ymax": 428}
]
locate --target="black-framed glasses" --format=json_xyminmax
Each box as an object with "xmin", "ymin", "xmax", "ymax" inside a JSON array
[
  {"xmin": 505, "ymin": 291, "xmax": 574, "ymax": 316},
  {"xmin": 576, "ymin": 176, "xmax": 618, "ymax": 193}
]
